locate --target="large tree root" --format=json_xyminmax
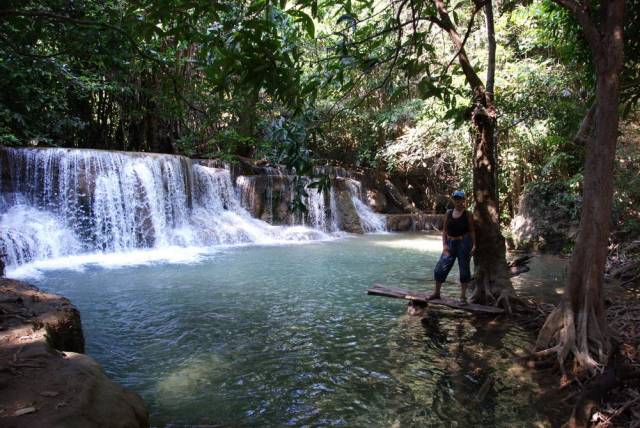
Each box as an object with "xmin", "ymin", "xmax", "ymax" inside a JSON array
[
  {"xmin": 534, "ymin": 300, "xmax": 610, "ymax": 376},
  {"xmin": 530, "ymin": 299, "xmax": 640, "ymax": 427}
]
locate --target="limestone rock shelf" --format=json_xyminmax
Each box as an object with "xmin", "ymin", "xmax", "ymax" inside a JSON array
[
  {"xmin": 385, "ymin": 213, "xmax": 443, "ymax": 232},
  {"xmin": 0, "ymin": 279, "xmax": 148, "ymax": 428}
]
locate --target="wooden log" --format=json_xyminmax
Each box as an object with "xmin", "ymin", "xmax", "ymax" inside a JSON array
[{"xmin": 368, "ymin": 283, "xmax": 505, "ymax": 314}]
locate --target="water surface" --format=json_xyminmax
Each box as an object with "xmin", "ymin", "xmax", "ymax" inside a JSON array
[{"xmin": 21, "ymin": 233, "xmax": 565, "ymax": 427}]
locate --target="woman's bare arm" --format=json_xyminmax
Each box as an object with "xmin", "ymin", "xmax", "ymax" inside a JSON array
[{"xmin": 442, "ymin": 211, "xmax": 449, "ymax": 254}]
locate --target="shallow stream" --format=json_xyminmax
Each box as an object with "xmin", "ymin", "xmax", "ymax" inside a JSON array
[{"xmin": 15, "ymin": 233, "xmax": 568, "ymax": 427}]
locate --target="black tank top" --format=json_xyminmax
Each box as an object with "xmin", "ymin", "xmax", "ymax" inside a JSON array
[{"xmin": 446, "ymin": 210, "xmax": 469, "ymax": 237}]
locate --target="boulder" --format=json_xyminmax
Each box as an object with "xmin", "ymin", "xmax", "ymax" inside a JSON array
[
  {"xmin": 366, "ymin": 189, "xmax": 387, "ymax": 213},
  {"xmin": 235, "ymin": 175, "xmax": 297, "ymax": 224},
  {"xmin": 332, "ymin": 179, "xmax": 364, "ymax": 234},
  {"xmin": 510, "ymin": 182, "xmax": 581, "ymax": 252},
  {"xmin": 0, "ymin": 279, "xmax": 148, "ymax": 428},
  {"xmin": 384, "ymin": 179, "xmax": 419, "ymax": 213}
]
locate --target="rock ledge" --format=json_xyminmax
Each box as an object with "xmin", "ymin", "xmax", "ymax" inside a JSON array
[{"xmin": 0, "ymin": 278, "xmax": 148, "ymax": 428}]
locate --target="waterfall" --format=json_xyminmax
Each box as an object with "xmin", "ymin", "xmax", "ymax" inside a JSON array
[
  {"xmin": 235, "ymin": 174, "xmax": 331, "ymax": 230},
  {"xmin": 0, "ymin": 148, "xmax": 327, "ymax": 268},
  {"xmin": 345, "ymin": 179, "xmax": 387, "ymax": 233},
  {"xmin": 328, "ymin": 186, "xmax": 340, "ymax": 232},
  {"xmin": 305, "ymin": 187, "xmax": 328, "ymax": 231},
  {"xmin": 0, "ymin": 147, "xmax": 386, "ymax": 270}
]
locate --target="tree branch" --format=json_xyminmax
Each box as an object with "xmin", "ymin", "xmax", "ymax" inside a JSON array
[
  {"xmin": 378, "ymin": 0, "xmax": 410, "ymax": 90},
  {"xmin": 551, "ymin": 0, "xmax": 602, "ymax": 55},
  {"xmin": 439, "ymin": 0, "xmax": 487, "ymax": 82},
  {"xmin": 431, "ymin": 0, "xmax": 484, "ymax": 91},
  {"xmin": 339, "ymin": 15, "xmax": 441, "ymax": 48},
  {"xmin": 484, "ymin": 0, "xmax": 496, "ymax": 94}
]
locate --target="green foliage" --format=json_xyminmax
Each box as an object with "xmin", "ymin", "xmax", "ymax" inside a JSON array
[
  {"xmin": 265, "ymin": 114, "xmax": 330, "ymax": 212},
  {"xmin": 522, "ymin": 180, "xmax": 582, "ymax": 224},
  {"xmin": 0, "ymin": 0, "xmax": 319, "ymax": 153},
  {"xmin": 1, "ymin": 0, "xmax": 637, "ymax": 224},
  {"xmin": 613, "ymin": 123, "xmax": 640, "ymax": 239}
]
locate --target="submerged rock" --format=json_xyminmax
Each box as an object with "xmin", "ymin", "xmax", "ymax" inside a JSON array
[{"xmin": 0, "ymin": 279, "xmax": 148, "ymax": 428}]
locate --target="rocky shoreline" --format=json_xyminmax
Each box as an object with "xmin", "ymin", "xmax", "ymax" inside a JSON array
[{"xmin": 0, "ymin": 278, "xmax": 148, "ymax": 428}]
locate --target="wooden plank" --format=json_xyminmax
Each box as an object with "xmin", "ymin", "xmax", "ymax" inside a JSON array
[{"xmin": 368, "ymin": 283, "xmax": 504, "ymax": 314}]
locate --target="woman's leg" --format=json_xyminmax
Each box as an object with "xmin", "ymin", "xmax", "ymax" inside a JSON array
[{"xmin": 430, "ymin": 241, "xmax": 457, "ymax": 299}]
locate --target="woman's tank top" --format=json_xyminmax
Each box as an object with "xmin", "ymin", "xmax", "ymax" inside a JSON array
[{"xmin": 446, "ymin": 210, "xmax": 469, "ymax": 237}]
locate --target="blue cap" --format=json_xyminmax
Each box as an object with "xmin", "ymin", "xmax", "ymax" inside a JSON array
[{"xmin": 452, "ymin": 190, "xmax": 465, "ymax": 199}]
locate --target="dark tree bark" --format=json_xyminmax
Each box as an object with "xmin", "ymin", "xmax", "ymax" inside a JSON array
[
  {"xmin": 484, "ymin": 0, "xmax": 496, "ymax": 94},
  {"xmin": 236, "ymin": 89, "xmax": 260, "ymax": 157},
  {"xmin": 432, "ymin": 0, "xmax": 512, "ymax": 306},
  {"xmin": 535, "ymin": 0, "xmax": 625, "ymax": 373}
]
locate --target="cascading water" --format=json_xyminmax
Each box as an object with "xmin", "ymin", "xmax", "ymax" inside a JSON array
[
  {"xmin": 345, "ymin": 179, "xmax": 387, "ymax": 233},
  {"xmin": 305, "ymin": 187, "xmax": 328, "ymax": 231},
  {"xmin": 235, "ymin": 174, "xmax": 331, "ymax": 230},
  {"xmin": 0, "ymin": 148, "xmax": 328, "ymax": 269}
]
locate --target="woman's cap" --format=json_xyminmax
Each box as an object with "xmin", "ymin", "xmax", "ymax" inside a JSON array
[{"xmin": 452, "ymin": 190, "xmax": 465, "ymax": 199}]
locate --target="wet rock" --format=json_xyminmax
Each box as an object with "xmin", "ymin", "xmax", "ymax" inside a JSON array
[
  {"xmin": 332, "ymin": 179, "xmax": 364, "ymax": 234},
  {"xmin": 236, "ymin": 175, "xmax": 296, "ymax": 224},
  {"xmin": 133, "ymin": 176, "xmax": 156, "ymax": 247},
  {"xmin": 14, "ymin": 407, "xmax": 36, "ymax": 416},
  {"xmin": 384, "ymin": 180, "xmax": 419, "ymax": 214}
]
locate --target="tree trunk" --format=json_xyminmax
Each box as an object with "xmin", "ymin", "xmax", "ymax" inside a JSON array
[
  {"xmin": 432, "ymin": 0, "xmax": 512, "ymax": 306},
  {"xmin": 471, "ymin": 91, "xmax": 511, "ymax": 305},
  {"xmin": 236, "ymin": 89, "xmax": 259, "ymax": 157},
  {"xmin": 535, "ymin": 0, "xmax": 624, "ymax": 373}
]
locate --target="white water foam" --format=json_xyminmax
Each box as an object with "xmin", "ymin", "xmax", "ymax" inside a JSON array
[
  {"xmin": 0, "ymin": 203, "xmax": 82, "ymax": 265},
  {"xmin": 0, "ymin": 148, "xmax": 330, "ymax": 273},
  {"xmin": 6, "ymin": 246, "xmax": 212, "ymax": 280}
]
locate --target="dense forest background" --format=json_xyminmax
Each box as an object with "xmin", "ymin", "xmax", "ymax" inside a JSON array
[{"xmin": 1, "ymin": 0, "xmax": 638, "ymax": 239}]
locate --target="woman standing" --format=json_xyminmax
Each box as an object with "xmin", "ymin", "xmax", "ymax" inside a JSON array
[{"xmin": 428, "ymin": 190, "xmax": 476, "ymax": 304}]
